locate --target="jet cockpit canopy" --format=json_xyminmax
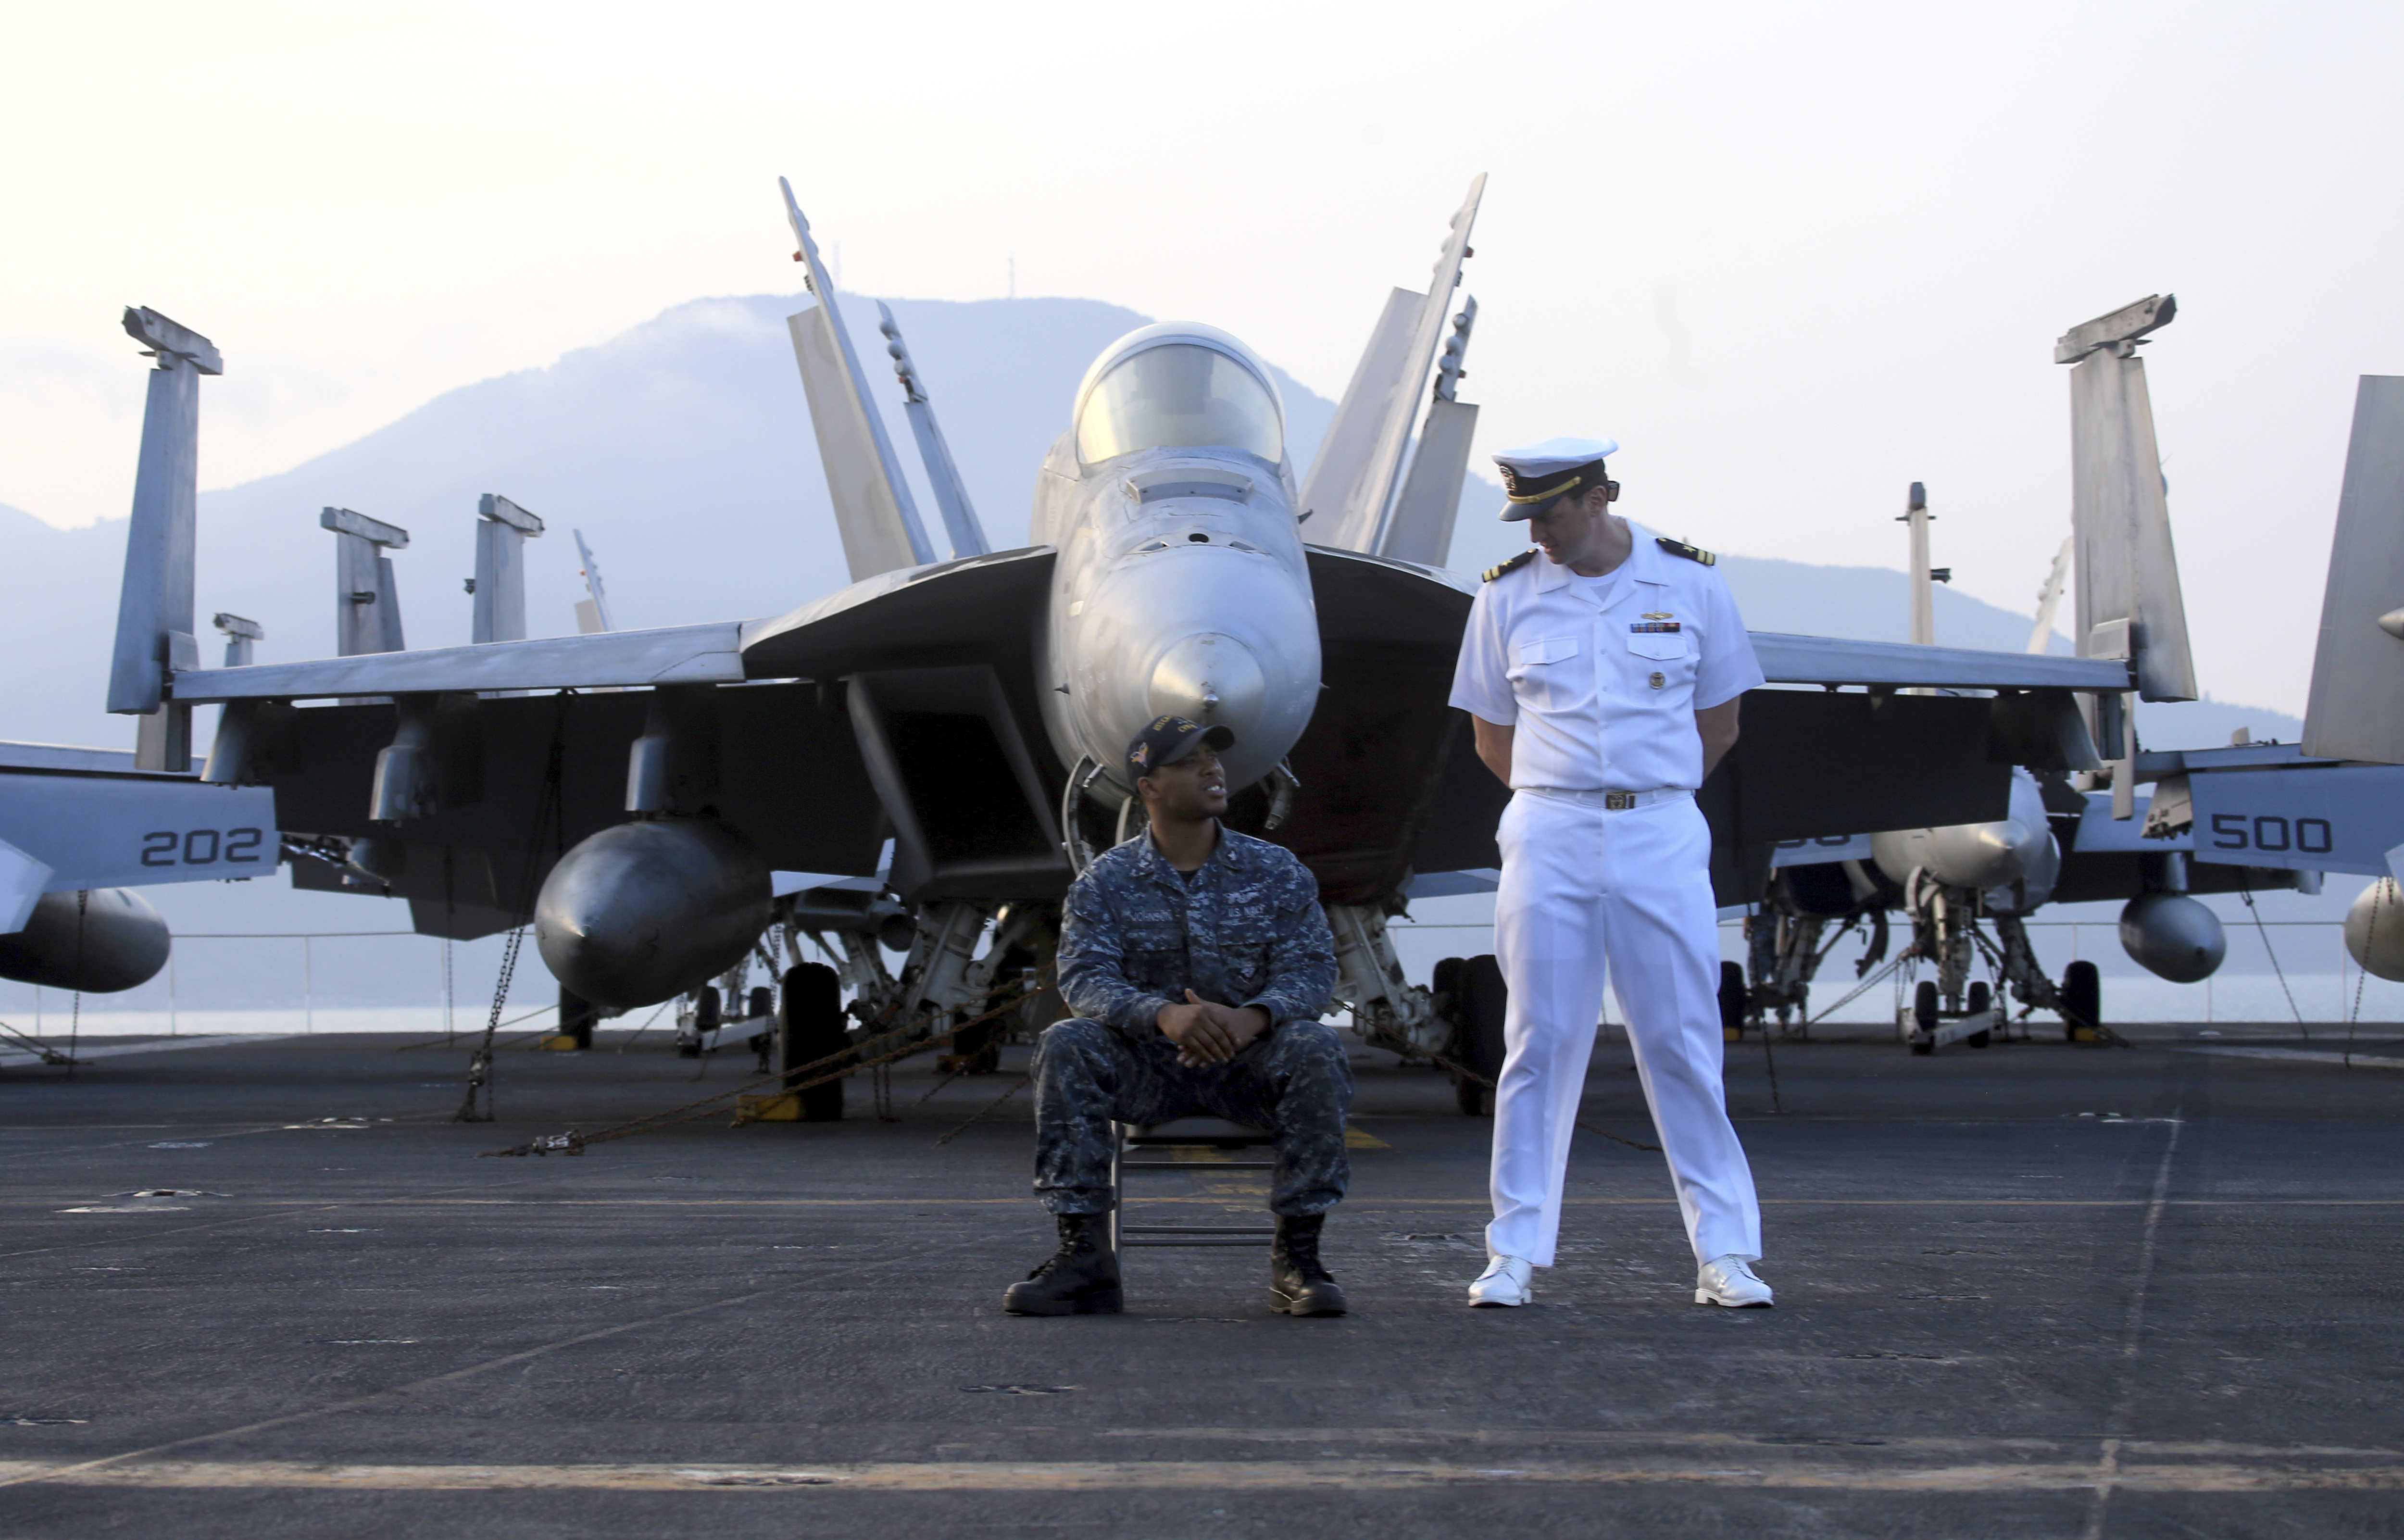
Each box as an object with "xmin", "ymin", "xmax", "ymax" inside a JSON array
[{"xmin": 1073, "ymin": 323, "xmax": 1284, "ymax": 468}]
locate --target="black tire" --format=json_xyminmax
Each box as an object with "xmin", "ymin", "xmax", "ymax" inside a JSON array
[
  {"xmin": 1910, "ymin": 979, "xmax": 1939, "ymax": 1054},
  {"xmin": 1452, "ymin": 954, "xmax": 1508, "ymax": 1117},
  {"xmin": 557, "ymin": 985, "xmax": 595, "ymax": 1052},
  {"xmin": 749, "ymin": 985, "xmax": 773, "ymax": 1021},
  {"xmin": 780, "ymin": 963, "xmax": 847, "ymax": 1122},
  {"xmin": 2061, "ymin": 960, "xmax": 2101, "ymax": 1041},
  {"xmin": 1719, "ymin": 961, "xmax": 1749, "ymax": 1039},
  {"xmin": 1966, "ymin": 981, "xmax": 1992, "ymax": 1048},
  {"xmin": 1431, "ymin": 956, "xmax": 1465, "ymax": 997}
]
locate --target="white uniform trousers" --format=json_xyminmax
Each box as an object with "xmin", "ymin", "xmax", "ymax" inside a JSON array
[{"xmin": 1487, "ymin": 789, "xmax": 1763, "ymax": 1267}]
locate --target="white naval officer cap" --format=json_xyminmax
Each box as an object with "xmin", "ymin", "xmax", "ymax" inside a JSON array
[{"xmin": 1493, "ymin": 436, "xmax": 1620, "ymax": 521}]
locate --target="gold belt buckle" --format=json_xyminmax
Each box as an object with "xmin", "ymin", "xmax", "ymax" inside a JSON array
[{"xmin": 1604, "ymin": 791, "xmax": 1636, "ymax": 811}]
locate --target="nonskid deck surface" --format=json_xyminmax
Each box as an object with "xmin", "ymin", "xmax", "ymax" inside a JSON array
[{"xmin": 0, "ymin": 1027, "xmax": 2398, "ymax": 1537}]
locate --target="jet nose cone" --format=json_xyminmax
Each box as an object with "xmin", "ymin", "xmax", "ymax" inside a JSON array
[{"xmin": 1147, "ymin": 632, "xmax": 1267, "ymax": 739}]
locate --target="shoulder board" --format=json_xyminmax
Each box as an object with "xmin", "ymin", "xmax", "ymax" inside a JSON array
[
  {"xmin": 1655, "ymin": 537, "xmax": 1716, "ymax": 566},
  {"xmin": 1482, "ymin": 549, "xmax": 1538, "ymax": 583}
]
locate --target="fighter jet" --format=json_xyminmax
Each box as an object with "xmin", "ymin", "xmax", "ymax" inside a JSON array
[
  {"xmin": 1741, "ymin": 297, "xmax": 2339, "ymax": 1052},
  {"xmin": 123, "ymin": 177, "xmax": 2131, "ymax": 1095}
]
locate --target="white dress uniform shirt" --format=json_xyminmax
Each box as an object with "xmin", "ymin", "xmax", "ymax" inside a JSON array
[{"xmin": 1447, "ymin": 522, "xmax": 1766, "ymax": 789}]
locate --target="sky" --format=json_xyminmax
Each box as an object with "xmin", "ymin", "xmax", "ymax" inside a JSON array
[{"xmin": 4, "ymin": 0, "xmax": 2400, "ymax": 715}]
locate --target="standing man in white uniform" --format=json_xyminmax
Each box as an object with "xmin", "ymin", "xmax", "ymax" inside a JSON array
[{"xmin": 1447, "ymin": 437, "xmax": 1774, "ymax": 1310}]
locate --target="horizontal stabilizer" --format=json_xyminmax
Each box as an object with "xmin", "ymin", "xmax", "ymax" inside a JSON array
[
  {"xmin": 778, "ymin": 178, "xmax": 936, "ymax": 581},
  {"xmin": 2304, "ymin": 375, "xmax": 2404, "ymax": 762}
]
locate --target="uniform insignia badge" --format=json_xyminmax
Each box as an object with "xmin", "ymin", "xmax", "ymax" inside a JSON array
[
  {"xmin": 1642, "ymin": 611, "xmax": 1675, "ymax": 620},
  {"xmin": 1654, "ymin": 537, "xmax": 1715, "ymax": 565},
  {"xmin": 1482, "ymin": 549, "xmax": 1538, "ymax": 583},
  {"xmin": 1630, "ymin": 621, "xmax": 1682, "ymax": 633},
  {"xmin": 1649, "ymin": 672, "xmax": 1666, "ymax": 689}
]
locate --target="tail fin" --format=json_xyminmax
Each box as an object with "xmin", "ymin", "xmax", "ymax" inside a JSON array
[
  {"xmin": 876, "ymin": 302, "xmax": 989, "ymax": 559},
  {"xmin": 572, "ymin": 528, "xmax": 616, "ymax": 634},
  {"xmin": 107, "ymin": 308, "xmax": 220, "ymax": 770},
  {"xmin": 2059, "ymin": 294, "xmax": 2196, "ymax": 702},
  {"xmin": 778, "ymin": 178, "xmax": 936, "ymax": 580},
  {"xmin": 472, "ymin": 494, "xmax": 542, "ymax": 645},
  {"xmin": 2303, "ymin": 376, "xmax": 2404, "ymax": 762},
  {"xmin": 2027, "ymin": 535, "xmax": 2073, "ymax": 654},
  {"xmin": 1380, "ymin": 297, "xmax": 1480, "ymax": 566},
  {"xmin": 1304, "ymin": 175, "xmax": 1486, "ymax": 554}
]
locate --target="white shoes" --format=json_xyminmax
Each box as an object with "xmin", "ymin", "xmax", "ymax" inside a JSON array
[
  {"xmin": 1695, "ymin": 1253, "xmax": 1774, "ymax": 1307},
  {"xmin": 1468, "ymin": 1254, "xmax": 1534, "ymax": 1308}
]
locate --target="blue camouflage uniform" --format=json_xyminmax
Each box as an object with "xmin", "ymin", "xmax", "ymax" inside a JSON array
[{"xmin": 1036, "ymin": 825, "xmax": 1349, "ymax": 1217}]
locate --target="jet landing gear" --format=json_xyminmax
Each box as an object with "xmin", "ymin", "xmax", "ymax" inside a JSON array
[
  {"xmin": 1898, "ymin": 873, "xmax": 2003, "ymax": 1055},
  {"xmin": 1902, "ymin": 977, "xmax": 2001, "ymax": 1055}
]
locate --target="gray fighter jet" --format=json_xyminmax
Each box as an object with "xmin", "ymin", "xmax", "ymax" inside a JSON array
[
  {"xmin": 124, "ymin": 178, "xmax": 2130, "ymax": 1089},
  {"xmin": 1743, "ymin": 298, "xmax": 2360, "ymax": 1052}
]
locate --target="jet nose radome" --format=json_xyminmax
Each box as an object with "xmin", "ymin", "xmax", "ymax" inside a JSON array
[{"xmin": 1147, "ymin": 632, "xmax": 1268, "ymax": 741}]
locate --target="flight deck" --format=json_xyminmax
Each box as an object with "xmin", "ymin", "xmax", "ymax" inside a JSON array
[{"xmin": 0, "ymin": 1026, "xmax": 2396, "ymax": 1536}]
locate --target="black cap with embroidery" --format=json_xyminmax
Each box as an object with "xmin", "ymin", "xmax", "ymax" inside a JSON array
[{"xmin": 1126, "ymin": 714, "xmax": 1235, "ymax": 785}]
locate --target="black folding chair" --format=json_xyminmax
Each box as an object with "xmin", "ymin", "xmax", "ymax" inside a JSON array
[{"xmin": 1108, "ymin": 1115, "xmax": 1277, "ymax": 1254}]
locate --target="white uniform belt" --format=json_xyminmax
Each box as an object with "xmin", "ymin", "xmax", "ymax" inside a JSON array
[{"xmin": 1519, "ymin": 786, "xmax": 1692, "ymax": 812}]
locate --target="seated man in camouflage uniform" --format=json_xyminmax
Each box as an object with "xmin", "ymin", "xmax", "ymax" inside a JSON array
[{"xmin": 1005, "ymin": 714, "xmax": 1350, "ymax": 1318}]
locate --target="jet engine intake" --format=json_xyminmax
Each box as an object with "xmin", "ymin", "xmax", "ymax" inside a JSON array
[
  {"xmin": 534, "ymin": 817, "xmax": 771, "ymax": 1010},
  {"xmin": 0, "ymin": 888, "xmax": 171, "ymax": 993}
]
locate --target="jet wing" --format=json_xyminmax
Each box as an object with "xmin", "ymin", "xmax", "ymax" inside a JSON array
[
  {"xmin": 168, "ymin": 548, "xmax": 1059, "ymax": 705},
  {"xmin": 184, "ymin": 550, "xmax": 1059, "ymax": 938},
  {"xmin": 170, "ymin": 622, "xmax": 749, "ymax": 702},
  {"xmin": 1289, "ymin": 548, "xmax": 2132, "ymax": 907}
]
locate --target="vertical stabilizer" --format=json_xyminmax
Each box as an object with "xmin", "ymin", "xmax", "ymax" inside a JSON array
[
  {"xmin": 107, "ymin": 308, "xmax": 219, "ymax": 770},
  {"xmin": 2303, "ymin": 376, "xmax": 2404, "ymax": 762},
  {"xmin": 573, "ymin": 528, "xmax": 616, "ymax": 634},
  {"xmin": 321, "ymin": 507, "xmax": 409, "ymax": 657},
  {"xmin": 1902, "ymin": 481, "xmax": 1934, "ymax": 646},
  {"xmin": 1299, "ymin": 287, "xmax": 1419, "ymax": 537},
  {"xmin": 2059, "ymin": 294, "xmax": 2196, "ymax": 702},
  {"xmin": 1381, "ymin": 296, "xmax": 1481, "ymax": 567},
  {"xmin": 2028, "ymin": 535, "xmax": 2073, "ymax": 654},
  {"xmin": 1313, "ymin": 175, "xmax": 1487, "ymax": 553},
  {"xmin": 876, "ymin": 302, "xmax": 989, "ymax": 559},
  {"xmin": 778, "ymin": 178, "xmax": 936, "ymax": 581},
  {"xmin": 472, "ymin": 494, "xmax": 543, "ymax": 644}
]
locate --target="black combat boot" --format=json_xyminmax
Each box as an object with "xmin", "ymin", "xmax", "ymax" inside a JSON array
[
  {"xmin": 1002, "ymin": 1213, "xmax": 1122, "ymax": 1315},
  {"xmin": 1270, "ymin": 1213, "xmax": 1348, "ymax": 1316}
]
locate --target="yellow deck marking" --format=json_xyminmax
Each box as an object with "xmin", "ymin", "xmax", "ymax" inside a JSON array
[
  {"xmin": 1344, "ymin": 1128, "xmax": 1391, "ymax": 1149},
  {"xmin": 0, "ymin": 1455, "xmax": 2393, "ymax": 1494}
]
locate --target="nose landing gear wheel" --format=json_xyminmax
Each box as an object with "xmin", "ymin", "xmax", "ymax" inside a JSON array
[{"xmin": 1966, "ymin": 980, "xmax": 1992, "ymax": 1049}]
